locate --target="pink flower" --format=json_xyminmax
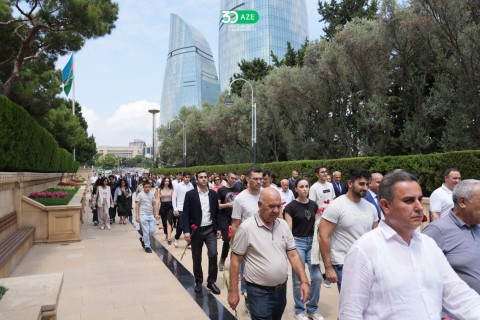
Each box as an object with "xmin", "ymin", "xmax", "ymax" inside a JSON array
[
  {"xmin": 228, "ymin": 226, "xmax": 232, "ymax": 239},
  {"xmin": 191, "ymin": 224, "xmax": 198, "ymax": 230},
  {"xmin": 324, "ymin": 199, "xmax": 330, "ymax": 205}
]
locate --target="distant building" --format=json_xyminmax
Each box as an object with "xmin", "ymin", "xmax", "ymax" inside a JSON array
[
  {"xmin": 97, "ymin": 140, "xmax": 146, "ymax": 158},
  {"xmin": 160, "ymin": 13, "xmax": 220, "ymax": 125},
  {"xmin": 218, "ymin": 0, "xmax": 309, "ymax": 90}
]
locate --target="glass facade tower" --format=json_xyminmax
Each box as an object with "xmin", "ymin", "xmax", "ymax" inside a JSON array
[
  {"xmin": 219, "ymin": 0, "xmax": 309, "ymax": 90},
  {"xmin": 160, "ymin": 14, "xmax": 220, "ymax": 125}
]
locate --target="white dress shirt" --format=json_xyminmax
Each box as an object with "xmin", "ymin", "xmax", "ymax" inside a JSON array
[
  {"xmin": 198, "ymin": 188, "xmax": 212, "ymax": 227},
  {"xmin": 172, "ymin": 182, "xmax": 193, "ymax": 211},
  {"xmin": 340, "ymin": 221, "xmax": 480, "ymax": 320},
  {"xmin": 280, "ymin": 188, "xmax": 295, "ymax": 208}
]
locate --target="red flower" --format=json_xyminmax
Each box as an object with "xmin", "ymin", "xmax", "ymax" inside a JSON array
[
  {"xmin": 324, "ymin": 199, "xmax": 330, "ymax": 205},
  {"xmin": 281, "ymin": 201, "xmax": 286, "ymax": 205},
  {"xmin": 317, "ymin": 208, "xmax": 325, "ymax": 214},
  {"xmin": 228, "ymin": 225, "xmax": 232, "ymax": 239},
  {"xmin": 191, "ymin": 224, "xmax": 198, "ymax": 230}
]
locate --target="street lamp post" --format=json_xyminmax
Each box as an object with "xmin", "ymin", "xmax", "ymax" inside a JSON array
[
  {"xmin": 148, "ymin": 109, "xmax": 159, "ymax": 167},
  {"xmin": 225, "ymin": 78, "xmax": 256, "ymax": 164},
  {"xmin": 169, "ymin": 118, "xmax": 186, "ymax": 168}
]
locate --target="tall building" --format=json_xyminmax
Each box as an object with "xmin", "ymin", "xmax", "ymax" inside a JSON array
[
  {"xmin": 160, "ymin": 14, "xmax": 220, "ymax": 125},
  {"xmin": 219, "ymin": 0, "xmax": 309, "ymax": 90}
]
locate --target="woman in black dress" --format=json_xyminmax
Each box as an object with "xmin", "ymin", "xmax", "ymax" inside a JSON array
[{"xmin": 114, "ymin": 179, "xmax": 132, "ymax": 224}]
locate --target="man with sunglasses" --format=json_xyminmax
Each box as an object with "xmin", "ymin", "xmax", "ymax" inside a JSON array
[{"xmin": 319, "ymin": 168, "xmax": 378, "ymax": 292}]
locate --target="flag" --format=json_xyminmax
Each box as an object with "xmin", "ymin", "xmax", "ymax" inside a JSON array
[{"xmin": 62, "ymin": 55, "xmax": 74, "ymax": 96}]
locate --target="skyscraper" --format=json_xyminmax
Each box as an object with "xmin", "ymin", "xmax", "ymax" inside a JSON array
[
  {"xmin": 219, "ymin": 0, "xmax": 309, "ymax": 90},
  {"xmin": 160, "ymin": 14, "xmax": 220, "ymax": 125}
]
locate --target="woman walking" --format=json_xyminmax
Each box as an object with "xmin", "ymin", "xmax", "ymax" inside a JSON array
[
  {"xmin": 284, "ymin": 178, "xmax": 323, "ymax": 320},
  {"xmin": 94, "ymin": 177, "xmax": 114, "ymax": 230},
  {"xmin": 114, "ymin": 179, "xmax": 132, "ymax": 224},
  {"xmin": 158, "ymin": 176, "xmax": 174, "ymax": 244}
]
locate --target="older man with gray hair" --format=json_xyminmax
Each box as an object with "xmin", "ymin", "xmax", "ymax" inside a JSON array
[{"xmin": 423, "ymin": 179, "xmax": 480, "ymax": 319}]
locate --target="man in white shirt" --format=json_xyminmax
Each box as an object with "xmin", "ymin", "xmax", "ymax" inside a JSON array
[
  {"xmin": 430, "ymin": 168, "xmax": 461, "ymax": 220},
  {"xmin": 319, "ymin": 168, "xmax": 378, "ymax": 292},
  {"xmin": 280, "ymin": 179, "xmax": 295, "ymax": 209},
  {"xmin": 231, "ymin": 166, "xmax": 264, "ymax": 315},
  {"xmin": 172, "ymin": 171, "xmax": 194, "ymax": 247},
  {"xmin": 339, "ymin": 169, "xmax": 480, "ymax": 320}
]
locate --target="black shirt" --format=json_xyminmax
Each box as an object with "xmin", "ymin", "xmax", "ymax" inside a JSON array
[
  {"xmin": 284, "ymin": 199, "xmax": 318, "ymax": 237},
  {"xmin": 217, "ymin": 186, "xmax": 239, "ymax": 217}
]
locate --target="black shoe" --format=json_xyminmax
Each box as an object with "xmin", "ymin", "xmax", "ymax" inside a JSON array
[
  {"xmin": 207, "ymin": 282, "xmax": 221, "ymax": 295},
  {"xmin": 139, "ymin": 237, "xmax": 145, "ymax": 249},
  {"xmin": 194, "ymin": 282, "xmax": 202, "ymax": 293},
  {"xmin": 145, "ymin": 247, "xmax": 152, "ymax": 253}
]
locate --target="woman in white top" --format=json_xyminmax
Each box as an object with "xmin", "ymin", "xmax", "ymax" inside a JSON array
[{"xmin": 94, "ymin": 177, "xmax": 113, "ymax": 230}]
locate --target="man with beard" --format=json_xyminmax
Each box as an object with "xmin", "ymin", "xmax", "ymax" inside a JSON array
[{"xmin": 319, "ymin": 168, "xmax": 378, "ymax": 292}]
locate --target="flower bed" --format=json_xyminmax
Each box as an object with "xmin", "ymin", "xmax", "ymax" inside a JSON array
[
  {"xmin": 29, "ymin": 185, "xmax": 80, "ymax": 206},
  {"xmin": 58, "ymin": 181, "xmax": 77, "ymax": 186}
]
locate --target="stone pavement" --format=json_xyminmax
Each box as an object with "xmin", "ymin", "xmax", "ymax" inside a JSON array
[{"xmin": 10, "ymin": 194, "xmax": 340, "ymax": 319}]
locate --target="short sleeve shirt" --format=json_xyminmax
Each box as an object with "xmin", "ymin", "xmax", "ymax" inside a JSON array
[
  {"xmin": 231, "ymin": 190, "xmax": 260, "ymax": 221},
  {"xmin": 136, "ymin": 191, "xmax": 155, "ymax": 215},
  {"xmin": 429, "ymin": 184, "xmax": 454, "ymax": 218},
  {"xmin": 232, "ymin": 214, "xmax": 295, "ymax": 286},
  {"xmin": 322, "ymin": 195, "xmax": 378, "ymax": 264},
  {"xmin": 284, "ymin": 200, "xmax": 318, "ymax": 237}
]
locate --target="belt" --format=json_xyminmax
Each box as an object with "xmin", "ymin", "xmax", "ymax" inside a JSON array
[{"xmin": 246, "ymin": 281, "xmax": 287, "ymax": 292}]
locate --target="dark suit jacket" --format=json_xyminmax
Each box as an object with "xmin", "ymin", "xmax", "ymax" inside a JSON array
[
  {"xmin": 333, "ymin": 181, "xmax": 348, "ymax": 198},
  {"xmin": 364, "ymin": 190, "xmax": 381, "ymax": 221},
  {"xmin": 181, "ymin": 187, "xmax": 220, "ymax": 234}
]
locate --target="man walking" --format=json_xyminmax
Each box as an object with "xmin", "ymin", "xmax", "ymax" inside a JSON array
[
  {"xmin": 231, "ymin": 166, "xmax": 264, "ymax": 314},
  {"xmin": 430, "ymin": 168, "xmax": 461, "ymax": 220},
  {"xmin": 182, "ymin": 170, "xmax": 222, "ymax": 294},
  {"xmin": 217, "ymin": 171, "xmax": 239, "ymax": 271},
  {"xmin": 135, "ymin": 179, "xmax": 159, "ymax": 253},
  {"xmin": 364, "ymin": 172, "xmax": 383, "ymax": 220},
  {"xmin": 228, "ymin": 188, "xmax": 310, "ymax": 320},
  {"xmin": 319, "ymin": 168, "xmax": 378, "ymax": 292},
  {"xmin": 339, "ymin": 170, "xmax": 480, "ymax": 319},
  {"xmin": 332, "ymin": 171, "xmax": 348, "ymax": 197},
  {"xmin": 172, "ymin": 172, "xmax": 194, "ymax": 247},
  {"xmin": 424, "ymin": 179, "xmax": 480, "ymax": 319}
]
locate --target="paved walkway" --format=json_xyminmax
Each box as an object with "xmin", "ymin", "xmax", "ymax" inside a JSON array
[{"xmin": 10, "ymin": 195, "xmax": 340, "ymax": 319}]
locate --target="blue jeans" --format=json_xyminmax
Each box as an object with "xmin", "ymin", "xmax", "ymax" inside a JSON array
[
  {"xmin": 140, "ymin": 214, "xmax": 156, "ymax": 248},
  {"xmin": 240, "ymin": 260, "xmax": 246, "ymax": 293},
  {"xmin": 333, "ymin": 264, "xmax": 343, "ymax": 292},
  {"xmin": 246, "ymin": 283, "xmax": 286, "ymax": 320},
  {"xmin": 292, "ymin": 236, "xmax": 322, "ymax": 315}
]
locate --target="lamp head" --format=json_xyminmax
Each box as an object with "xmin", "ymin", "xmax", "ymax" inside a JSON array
[{"xmin": 225, "ymin": 93, "xmax": 234, "ymax": 105}]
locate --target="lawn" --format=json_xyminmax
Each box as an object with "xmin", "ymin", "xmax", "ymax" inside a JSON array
[{"xmin": 30, "ymin": 186, "xmax": 81, "ymax": 206}]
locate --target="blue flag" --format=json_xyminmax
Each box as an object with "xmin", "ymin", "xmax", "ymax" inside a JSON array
[{"xmin": 62, "ymin": 55, "xmax": 74, "ymax": 96}]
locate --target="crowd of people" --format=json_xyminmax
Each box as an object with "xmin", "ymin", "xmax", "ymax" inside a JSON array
[{"xmin": 88, "ymin": 166, "xmax": 480, "ymax": 320}]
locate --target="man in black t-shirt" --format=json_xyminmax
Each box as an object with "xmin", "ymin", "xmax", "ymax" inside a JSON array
[{"xmin": 217, "ymin": 171, "xmax": 240, "ymax": 271}]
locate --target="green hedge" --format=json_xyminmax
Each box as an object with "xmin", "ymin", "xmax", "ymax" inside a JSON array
[
  {"xmin": 151, "ymin": 150, "xmax": 480, "ymax": 196},
  {"xmin": 0, "ymin": 95, "xmax": 78, "ymax": 173}
]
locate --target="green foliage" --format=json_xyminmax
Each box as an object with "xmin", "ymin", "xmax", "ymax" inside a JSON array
[
  {"xmin": 271, "ymin": 40, "xmax": 309, "ymax": 67},
  {"xmin": 229, "ymin": 58, "xmax": 273, "ymax": 95},
  {"xmin": 30, "ymin": 186, "xmax": 80, "ymax": 206},
  {"xmin": 0, "ymin": 285, "xmax": 7, "ymax": 300},
  {"xmin": 96, "ymin": 154, "xmax": 119, "ymax": 170},
  {"xmin": 153, "ymin": 150, "xmax": 480, "ymax": 196},
  {"xmin": 318, "ymin": 0, "xmax": 379, "ymax": 39},
  {"xmin": 0, "ymin": 96, "xmax": 78, "ymax": 172},
  {"xmin": 0, "ymin": 0, "xmax": 119, "ymax": 96}
]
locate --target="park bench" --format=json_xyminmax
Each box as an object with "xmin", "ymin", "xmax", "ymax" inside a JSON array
[{"xmin": 0, "ymin": 212, "xmax": 35, "ymax": 278}]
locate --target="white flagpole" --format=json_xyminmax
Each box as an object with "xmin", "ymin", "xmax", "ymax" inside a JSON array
[{"xmin": 72, "ymin": 54, "xmax": 76, "ymax": 161}]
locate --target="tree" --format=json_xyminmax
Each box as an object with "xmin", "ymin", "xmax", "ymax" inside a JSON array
[
  {"xmin": 271, "ymin": 40, "xmax": 309, "ymax": 67},
  {"xmin": 0, "ymin": 0, "xmax": 119, "ymax": 96},
  {"xmin": 318, "ymin": 0, "xmax": 378, "ymax": 40},
  {"xmin": 96, "ymin": 154, "xmax": 118, "ymax": 171},
  {"xmin": 229, "ymin": 58, "xmax": 273, "ymax": 95}
]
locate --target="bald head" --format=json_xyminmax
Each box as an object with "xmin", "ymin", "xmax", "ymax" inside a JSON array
[{"xmin": 258, "ymin": 187, "xmax": 282, "ymax": 224}]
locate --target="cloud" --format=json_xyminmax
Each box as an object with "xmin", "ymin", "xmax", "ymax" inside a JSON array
[{"xmin": 83, "ymin": 100, "xmax": 160, "ymax": 147}]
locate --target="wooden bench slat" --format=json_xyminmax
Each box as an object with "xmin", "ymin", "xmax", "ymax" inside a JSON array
[{"xmin": 0, "ymin": 227, "xmax": 35, "ymax": 267}]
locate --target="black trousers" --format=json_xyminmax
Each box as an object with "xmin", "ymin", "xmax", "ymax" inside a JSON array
[
  {"xmin": 191, "ymin": 225, "xmax": 218, "ymax": 284},
  {"xmin": 174, "ymin": 211, "xmax": 183, "ymax": 240},
  {"xmin": 218, "ymin": 214, "xmax": 232, "ymax": 260}
]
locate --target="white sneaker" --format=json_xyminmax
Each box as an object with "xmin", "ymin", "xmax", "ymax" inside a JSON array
[
  {"xmin": 100, "ymin": 226, "xmax": 105, "ymax": 230},
  {"xmin": 106, "ymin": 225, "xmax": 111, "ymax": 230},
  {"xmin": 323, "ymin": 279, "xmax": 332, "ymax": 288},
  {"xmin": 294, "ymin": 313, "xmax": 310, "ymax": 320},
  {"xmin": 174, "ymin": 239, "xmax": 179, "ymax": 248},
  {"xmin": 308, "ymin": 313, "xmax": 325, "ymax": 320}
]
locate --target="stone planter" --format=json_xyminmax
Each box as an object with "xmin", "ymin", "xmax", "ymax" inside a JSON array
[{"xmin": 21, "ymin": 186, "xmax": 85, "ymax": 243}]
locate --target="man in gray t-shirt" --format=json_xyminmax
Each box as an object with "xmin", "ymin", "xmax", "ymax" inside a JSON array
[
  {"xmin": 319, "ymin": 168, "xmax": 378, "ymax": 292},
  {"xmin": 135, "ymin": 180, "xmax": 159, "ymax": 253},
  {"xmin": 423, "ymin": 179, "xmax": 480, "ymax": 319}
]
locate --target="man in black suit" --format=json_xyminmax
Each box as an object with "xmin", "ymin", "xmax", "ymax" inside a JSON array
[
  {"xmin": 332, "ymin": 171, "xmax": 348, "ymax": 198},
  {"xmin": 364, "ymin": 172, "xmax": 383, "ymax": 221},
  {"xmin": 182, "ymin": 170, "xmax": 222, "ymax": 295}
]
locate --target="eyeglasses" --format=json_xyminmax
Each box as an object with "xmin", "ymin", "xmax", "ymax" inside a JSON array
[{"xmin": 215, "ymin": 178, "xmax": 220, "ymax": 181}]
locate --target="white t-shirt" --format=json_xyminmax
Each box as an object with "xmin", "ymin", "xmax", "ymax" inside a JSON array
[
  {"xmin": 309, "ymin": 181, "xmax": 335, "ymax": 212},
  {"xmin": 322, "ymin": 195, "xmax": 378, "ymax": 264},
  {"xmin": 429, "ymin": 184, "xmax": 453, "ymax": 218},
  {"xmin": 232, "ymin": 190, "xmax": 260, "ymax": 221}
]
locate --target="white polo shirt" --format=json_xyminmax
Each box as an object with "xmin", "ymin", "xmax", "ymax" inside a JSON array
[{"xmin": 430, "ymin": 184, "xmax": 453, "ymax": 218}]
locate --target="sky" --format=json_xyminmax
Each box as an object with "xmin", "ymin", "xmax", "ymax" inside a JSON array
[{"xmin": 56, "ymin": 0, "xmax": 323, "ymax": 147}]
